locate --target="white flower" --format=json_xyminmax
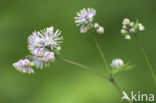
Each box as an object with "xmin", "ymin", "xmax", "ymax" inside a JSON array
[
  {"xmin": 32, "ymin": 56, "xmax": 44, "ymax": 69},
  {"xmin": 40, "ymin": 27, "xmax": 63, "ymax": 50},
  {"xmin": 138, "ymin": 23, "xmax": 145, "ymax": 31},
  {"xmin": 125, "ymin": 34, "xmax": 131, "ymax": 40},
  {"xmin": 43, "ymin": 52, "xmax": 55, "ymax": 62},
  {"xmin": 34, "ymin": 48, "xmax": 44, "ymax": 57},
  {"xmin": 94, "ymin": 23, "xmax": 99, "ymax": 28},
  {"xmin": 96, "ymin": 26, "xmax": 104, "ymax": 34},
  {"xmin": 28, "ymin": 26, "xmax": 63, "ymax": 53},
  {"xmin": 13, "ymin": 59, "xmax": 34, "ymax": 74},
  {"xmin": 129, "ymin": 22, "xmax": 135, "ymax": 27},
  {"xmin": 28, "ymin": 31, "xmax": 43, "ymax": 54},
  {"xmin": 129, "ymin": 28, "xmax": 135, "ymax": 33},
  {"xmin": 74, "ymin": 8, "xmax": 96, "ymax": 26},
  {"xmin": 111, "ymin": 58, "xmax": 124, "ymax": 68},
  {"xmin": 122, "ymin": 18, "xmax": 130, "ymax": 25},
  {"xmin": 120, "ymin": 29, "xmax": 127, "ymax": 35},
  {"xmin": 80, "ymin": 25, "xmax": 89, "ymax": 33}
]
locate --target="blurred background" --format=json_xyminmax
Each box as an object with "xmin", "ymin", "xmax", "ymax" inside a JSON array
[{"xmin": 0, "ymin": 0, "xmax": 156, "ymax": 103}]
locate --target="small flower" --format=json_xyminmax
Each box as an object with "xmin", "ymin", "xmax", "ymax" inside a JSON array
[
  {"xmin": 129, "ymin": 22, "xmax": 135, "ymax": 27},
  {"xmin": 28, "ymin": 32, "xmax": 43, "ymax": 54},
  {"xmin": 32, "ymin": 56, "xmax": 44, "ymax": 69},
  {"xmin": 94, "ymin": 23, "xmax": 99, "ymax": 29},
  {"xmin": 43, "ymin": 52, "xmax": 55, "ymax": 62},
  {"xmin": 120, "ymin": 29, "xmax": 127, "ymax": 35},
  {"xmin": 122, "ymin": 18, "xmax": 130, "ymax": 25},
  {"xmin": 111, "ymin": 58, "xmax": 124, "ymax": 68},
  {"xmin": 74, "ymin": 8, "xmax": 96, "ymax": 26},
  {"xmin": 122, "ymin": 25, "xmax": 127, "ymax": 29},
  {"xmin": 129, "ymin": 28, "xmax": 135, "ymax": 33},
  {"xmin": 80, "ymin": 25, "xmax": 89, "ymax": 33},
  {"xmin": 138, "ymin": 23, "xmax": 145, "ymax": 31},
  {"xmin": 125, "ymin": 34, "xmax": 131, "ymax": 40},
  {"xmin": 120, "ymin": 18, "xmax": 145, "ymax": 40},
  {"xmin": 96, "ymin": 26, "xmax": 104, "ymax": 34},
  {"xmin": 40, "ymin": 27, "xmax": 63, "ymax": 50},
  {"xmin": 13, "ymin": 59, "xmax": 34, "ymax": 74},
  {"xmin": 34, "ymin": 48, "xmax": 44, "ymax": 57}
]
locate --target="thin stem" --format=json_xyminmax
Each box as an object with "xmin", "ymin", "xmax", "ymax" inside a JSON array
[
  {"xmin": 136, "ymin": 36, "xmax": 156, "ymax": 87},
  {"xmin": 56, "ymin": 55, "xmax": 108, "ymax": 80},
  {"xmin": 109, "ymin": 76, "xmax": 123, "ymax": 96},
  {"xmin": 88, "ymin": 23, "xmax": 110, "ymax": 72},
  {"xmin": 56, "ymin": 55, "xmax": 130, "ymax": 101}
]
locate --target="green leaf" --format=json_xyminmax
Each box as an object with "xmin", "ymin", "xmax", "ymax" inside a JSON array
[
  {"xmin": 111, "ymin": 62, "xmax": 135, "ymax": 75},
  {"xmin": 134, "ymin": 19, "xmax": 139, "ymax": 30}
]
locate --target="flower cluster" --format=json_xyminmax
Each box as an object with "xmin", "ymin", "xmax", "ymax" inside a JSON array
[
  {"xmin": 74, "ymin": 8, "xmax": 104, "ymax": 34},
  {"xmin": 120, "ymin": 18, "xmax": 145, "ymax": 40},
  {"xmin": 13, "ymin": 26, "xmax": 63, "ymax": 74}
]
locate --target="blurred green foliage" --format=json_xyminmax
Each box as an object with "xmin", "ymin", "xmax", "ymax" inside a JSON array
[{"xmin": 0, "ymin": 0, "xmax": 156, "ymax": 103}]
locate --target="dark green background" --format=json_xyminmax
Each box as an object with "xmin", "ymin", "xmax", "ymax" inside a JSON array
[{"xmin": 0, "ymin": 0, "xmax": 156, "ymax": 103}]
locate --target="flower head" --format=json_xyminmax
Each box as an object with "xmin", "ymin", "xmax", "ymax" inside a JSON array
[
  {"xmin": 13, "ymin": 59, "xmax": 34, "ymax": 74},
  {"xmin": 13, "ymin": 26, "xmax": 63, "ymax": 74},
  {"xmin": 74, "ymin": 8, "xmax": 96, "ymax": 26},
  {"xmin": 28, "ymin": 26, "xmax": 63, "ymax": 53},
  {"xmin": 111, "ymin": 58, "xmax": 124, "ymax": 68},
  {"xmin": 43, "ymin": 52, "xmax": 55, "ymax": 62},
  {"xmin": 74, "ymin": 8, "xmax": 104, "ymax": 34},
  {"xmin": 120, "ymin": 18, "xmax": 145, "ymax": 40}
]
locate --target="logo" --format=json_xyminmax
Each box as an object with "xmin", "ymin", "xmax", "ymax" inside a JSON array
[{"xmin": 122, "ymin": 91, "xmax": 155, "ymax": 102}]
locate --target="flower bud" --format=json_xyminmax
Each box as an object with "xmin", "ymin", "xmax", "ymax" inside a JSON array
[
  {"xmin": 22, "ymin": 59, "xmax": 30, "ymax": 66},
  {"xmin": 122, "ymin": 25, "xmax": 127, "ymax": 29},
  {"xmin": 129, "ymin": 28, "xmax": 135, "ymax": 33},
  {"xmin": 34, "ymin": 48, "xmax": 44, "ymax": 57},
  {"xmin": 111, "ymin": 58, "xmax": 124, "ymax": 68},
  {"xmin": 122, "ymin": 18, "xmax": 130, "ymax": 25},
  {"xmin": 125, "ymin": 34, "xmax": 131, "ymax": 40},
  {"xmin": 120, "ymin": 29, "xmax": 127, "ymax": 35},
  {"xmin": 138, "ymin": 23, "xmax": 145, "ymax": 31},
  {"xmin": 129, "ymin": 22, "xmax": 135, "ymax": 27},
  {"xmin": 57, "ymin": 46, "xmax": 61, "ymax": 51},
  {"xmin": 80, "ymin": 25, "xmax": 88, "ymax": 33},
  {"xmin": 94, "ymin": 23, "xmax": 99, "ymax": 29},
  {"xmin": 97, "ymin": 26, "xmax": 104, "ymax": 34},
  {"xmin": 43, "ymin": 52, "xmax": 55, "ymax": 62}
]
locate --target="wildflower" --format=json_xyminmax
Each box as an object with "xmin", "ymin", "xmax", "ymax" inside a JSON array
[
  {"xmin": 32, "ymin": 56, "xmax": 44, "ymax": 69},
  {"xmin": 129, "ymin": 28, "xmax": 135, "ymax": 33},
  {"xmin": 120, "ymin": 18, "xmax": 145, "ymax": 40},
  {"xmin": 74, "ymin": 8, "xmax": 96, "ymax": 26},
  {"xmin": 129, "ymin": 22, "xmax": 135, "ymax": 27},
  {"xmin": 97, "ymin": 26, "xmax": 104, "ymax": 34},
  {"xmin": 13, "ymin": 26, "xmax": 63, "ymax": 73},
  {"xmin": 34, "ymin": 48, "xmax": 44, "ymax": 57},
  {"xmin": 122, "ymin": 18, "xmax": 130, "ymax": 25},
  {"xmin": 40, "ymin": 27, "xmax": 63, "ymax": 50},
  {"xmin": 43, "ymin": 52, "xmax": 55, "ymax": 62},
  {"xmin": 13, "ymin": 59, "xmax": 34, "ymax": 74},
  {"xmin": 111, "ymin": 58, "xmax": 124, "ymax": 68},
  {"xmin": 138, "ymin": 23, "xmax": 145, "ymax": 31},
  {"xmin": 94, "ymin": 23, "xmax": 99, "ymax": 28},
  {"xmin": 74, "ymin": 8, "xmax": 104, "ymax": 34},
  {"xmin": 125, "ymin": 34, "xmax": 131, "ymax": 40},
  {"xmin": 80, "ymin": 25, "xmax": 89, "ymax": 33},
  {"xmin": 121, "ymin": 29, "xmax": 127, "ymax": 35},
  {"xmin": 28, "ymin": 31, "xmax": 42, "ymax": 54}
]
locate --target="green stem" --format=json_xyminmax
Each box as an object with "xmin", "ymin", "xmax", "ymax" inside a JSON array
[
  {"xmin": 56, "ymin": 55, "xmax": 108, "ymax": 80},
  {"xmin": 56, "ymin": 55, "xmax": 129, "ymax": 102},
  {"xmin": 88, "ymin": 23, "xmax": 110, "ymax": 72},
  {"xmin": 136, "ymin": 36, "xmax": 156, "ymax": 87}
]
